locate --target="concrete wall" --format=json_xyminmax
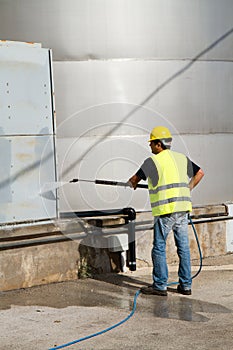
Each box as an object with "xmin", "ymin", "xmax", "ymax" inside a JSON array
[
  {"xmin": 136, "ymin": 215, "xmax": 228, "ymax": 268},
  {"xmin": 0, "ymin": 218, "xmax": 122, "ymax": 291},
  {"xmin": 0, "ymin": 242, "xmax": 79, "ymax": 291}
]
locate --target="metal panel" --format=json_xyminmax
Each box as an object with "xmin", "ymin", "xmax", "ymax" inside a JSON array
[
  {"xmin": 0, "ymin": 41, "xmax": 57, "ymax": 224},
  {"xmin": 53, "ymin": 58, "xmax": 233, "ymax": 211},
  {"xmin": 57, "ymin": 133, "xmax": 233, "ymax": 212},
  {"xmin": 53, "ymin": 60, "xmax": 233, "ymax": 137},
  {"xmin": 172, "ymin": 134, "xmax": 233, "ymax": 206},
  {"xmin": 0, "ymin": 41, "xmax": 54, "ymax": 135},
  {"xmin": 57, "ymin": 135, "xmax": 150, "ymax": 212},
  {"xmin": 0, "ymin": 0, "xmax": 232, "ymax": 61},
  {"xmin": 0, "ymin": 135, "xmax": 57, "ymax": 223}
]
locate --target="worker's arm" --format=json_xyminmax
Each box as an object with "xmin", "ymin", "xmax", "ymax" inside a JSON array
[
  {"xmin": 128, "ymin": 174, "xmax": 141, "ymax": 190},
  {"xmin": 128, "ymin": 158, "xmax": 158, "ymax": 190},
  {"xmin": 189, "ymin": 168, "xmax": 204, "ymax": 191}
]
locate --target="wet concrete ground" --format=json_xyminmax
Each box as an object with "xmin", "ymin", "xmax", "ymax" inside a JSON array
[{"xmin": 1, "ymin": 255, "xmax": 233, "ymax": 350}]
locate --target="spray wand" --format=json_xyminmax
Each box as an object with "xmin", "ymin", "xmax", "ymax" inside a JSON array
[{"xmin": 69, "ymin": 178, "xmax": 148, "ymax": 189}]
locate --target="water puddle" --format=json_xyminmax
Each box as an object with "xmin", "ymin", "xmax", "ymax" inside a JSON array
[
  {"xmin": 0, "ymin": 278, "xmax": 232, "ymax": 323},
  {"xmin": 144, "ymin": 297, "xmax": 231, "ymax": 322}
]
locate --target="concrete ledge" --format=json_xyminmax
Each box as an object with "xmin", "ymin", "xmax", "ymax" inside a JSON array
[
  {"xmin": 0, "ymin": 216, "xmax": 127, "ymax": 291},
  {"xmin": 135, "ymin": 204, "xmax": 233, "ymax": 267},
  {"xmin": 0, "ymin": 203, "xmax": 233, "ymax": 291}
]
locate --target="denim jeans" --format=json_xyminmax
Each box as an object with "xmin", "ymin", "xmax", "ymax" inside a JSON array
[{"xmin": 152, "ymin": 212, "xmax": 192, "ymax": 291}]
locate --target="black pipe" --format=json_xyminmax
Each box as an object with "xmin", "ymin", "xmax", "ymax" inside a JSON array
[
  {"xmin": 60, "ymin": 208, "xmax": 132, "ymax": 218},
  {"xmin": 70, "ymin": 178, "xmax": 148, "ymax": 189},
  {"xmin": 123, "ymin": 208, "xmax": 136, "ymax": 271},
  {"xmin": 128, "ymin": 224, "xmax": 136, "ymax": 271}
]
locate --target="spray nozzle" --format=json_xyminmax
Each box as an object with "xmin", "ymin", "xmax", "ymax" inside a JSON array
[{"xmin": 70, "ymin": 178, "xmax": 79, "ymax": 183}]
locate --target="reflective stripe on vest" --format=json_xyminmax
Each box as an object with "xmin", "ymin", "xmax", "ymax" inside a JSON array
[{"xmin": 148, "ymin": 150, "xmax": 192, "ymax": 216}]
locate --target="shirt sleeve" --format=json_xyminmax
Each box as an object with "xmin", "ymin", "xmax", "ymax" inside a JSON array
[
  {"xmin": 136, "ymin": 157, "xmax": 159, "ymax": 187},
  {"xmin": 187, "ymin": 157, "xmax": 201, "ymax": 178}
]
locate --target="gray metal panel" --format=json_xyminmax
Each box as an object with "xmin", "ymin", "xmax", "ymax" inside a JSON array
[
  {"xmin": 57, "ymin": 136, "xmax": 150, "ymax": 212},
  {"xmin": 0, "ymin": 135, "xmax": 57, "ymax": 223},
  {"xmin": 0, "ymin": 0, "xmax": 232, "ymax": 61},
  {"xmin": 0, "ymin": 42, "xmax": 54, "ymax": 135},
  {"xmin": 57, "ymin": 133, "xmax": 232, "ymax": 211},
  {"xmin": 174, "ymin": 134, "xmax": 233, "ymax": 206},
  {"xmin": 54, "ymin": 60, "xmax": 233, "ymax": 137},
  {"xmin": 53, "ymin": 58, "xmax": 233, "ymax": 211},
  {"xmin": 0, "ymin": 41, "xmax": 57, "ymax": 224}
]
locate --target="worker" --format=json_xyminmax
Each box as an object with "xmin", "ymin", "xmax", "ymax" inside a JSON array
[{"xmin": 128, "ymin": 126, "xmax": 204, "ymax": 296}]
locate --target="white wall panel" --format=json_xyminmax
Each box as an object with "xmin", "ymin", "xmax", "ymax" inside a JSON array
[
  {"xmin": 0, "ymin": 0, "xmax": 232, "ymax": 61},
  {"xmin": 54, "ymin": 60, "xmax": 233, "ymax": 136},
  {"xmin": 57, "ymin": 133, "xmax": 232, "ymax": 212},
  {"xmin": 0, "ymin": 135, "xmax": 57, "ymax": 223},
  {"xmin": 57, "ymin": 136, "xmax": 150, "ymax": 212},
  {"xmin": 0, "ymin": 42, "xmax": 54, "ymax": 135},
  {"xmin": 0, "ymin": 42, "xmax": 57, "ymax": 224}
]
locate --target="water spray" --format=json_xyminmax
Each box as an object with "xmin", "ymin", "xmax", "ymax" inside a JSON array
[{"xmin": 40, "ymin": 178, "xmax": 147, "ymax": 196}]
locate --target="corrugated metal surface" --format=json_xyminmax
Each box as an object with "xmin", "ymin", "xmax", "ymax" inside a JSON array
[{"xmin": 0, "ymin": 42, "xmax": 57, "ymax": 223}]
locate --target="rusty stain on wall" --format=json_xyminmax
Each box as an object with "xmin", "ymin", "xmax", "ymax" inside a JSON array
[{"xmin": 16, "ymin": 153, "xmax": 33, "ymax": 162}]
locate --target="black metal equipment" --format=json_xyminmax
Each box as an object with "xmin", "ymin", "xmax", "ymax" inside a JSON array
[
  {"xmin": 123, "ymin": 208, "xmax": 137, "ymax": 271},
  {"xmin": 61, "ymin": 207, "xmax": 138, "ymax": 271},
  {"xmin": 70, "ymin": 178, "xmax": 148, "ymax": 189}
]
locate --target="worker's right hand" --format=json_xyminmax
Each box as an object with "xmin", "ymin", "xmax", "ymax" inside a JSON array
[
  {"xmin": 126, "ymin": 180, "xmax": 134, "ymax": 188},
  {"xmin": 128, "ymin": 175, "xmax": 140, "ymax": 190}
]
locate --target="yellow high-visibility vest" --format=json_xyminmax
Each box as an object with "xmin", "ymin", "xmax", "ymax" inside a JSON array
[{"xmin": 148, "ymin": 150, "xmax": 192, "ymax": 216}]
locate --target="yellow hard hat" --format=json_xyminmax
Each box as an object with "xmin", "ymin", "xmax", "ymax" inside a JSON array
[{"xmin": 148, "ymin": 126, "xmax": 172, "ymax": 142}]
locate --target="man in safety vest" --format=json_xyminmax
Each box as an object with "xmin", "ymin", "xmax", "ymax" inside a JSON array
[{"xmin": 128, "ymin": 126, "xmax": 204, "ymax": 296}]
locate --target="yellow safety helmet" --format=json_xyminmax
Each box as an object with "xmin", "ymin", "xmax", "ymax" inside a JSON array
[{"xmin": 148, "ymin": 126, "xmax": 172, "ymax": 142}]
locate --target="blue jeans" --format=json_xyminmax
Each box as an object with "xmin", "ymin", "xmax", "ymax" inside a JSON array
[{"xmin": 152, "ymin": 212, "xmax": 192, "ymax": 291}]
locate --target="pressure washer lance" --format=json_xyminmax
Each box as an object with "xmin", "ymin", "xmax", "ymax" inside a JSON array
[{"xmin": 69, "ymin": 178, "xmax": 148, "ymax": 189}]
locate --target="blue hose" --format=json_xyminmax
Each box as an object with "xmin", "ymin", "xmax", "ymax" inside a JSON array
[
  {"xmin": 49, "ymin": 290, "xmax": 141, "ymax": 350},
  {"xmin": 189, "ymin": 215, "xmax": 203, "ymax": 279},
  {"xmin": 49, "ymin": 216, "xmax": 202, "ymax": 350}
]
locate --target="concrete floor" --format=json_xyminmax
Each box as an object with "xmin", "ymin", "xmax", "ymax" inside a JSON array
[{"xmin": 1, "ymin": 254, "xmax": 233, "ymax": 350}]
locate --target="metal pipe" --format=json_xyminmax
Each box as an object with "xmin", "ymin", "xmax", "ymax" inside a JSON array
[
  {"xmin": 123, "ymin": 208, "xmax": 136, "ymax": 271},
  {"xmin": 0, "ymin": 208, "xmax": 138, "ymax": 270},
  {"xmin": 60, "ymin": 208, "xmax": 132, "ymax": 218},
  {"xmin": 70, "ymin": 178, "xmax": 148, "ymax": 189},
  {"xmin": 2, "ymin": 216, "xmax": 232, "ymax": 251}
]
